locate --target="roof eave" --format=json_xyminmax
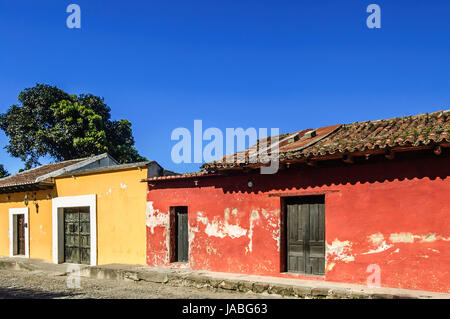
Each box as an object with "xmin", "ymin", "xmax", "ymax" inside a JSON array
[
  {"xmin": 202, "ymin": 142, "xmax": 450, "ymax": 172},
  {"xmin": 0, "ymin": 181, "xmax": 55, "ymax": 194}
]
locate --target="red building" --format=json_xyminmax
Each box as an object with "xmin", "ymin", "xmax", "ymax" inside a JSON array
[{"xmin": 144, "ymin": 110, "xmax": 450, "ymax": 293}]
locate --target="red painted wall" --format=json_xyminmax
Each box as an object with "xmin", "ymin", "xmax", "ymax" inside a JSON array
[{"xmin": 146, "ymin": 153, "xmax": 450, "ymax": 293}]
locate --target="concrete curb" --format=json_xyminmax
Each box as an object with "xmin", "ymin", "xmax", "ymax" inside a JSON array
[
  {"xmin": 0, "ymin": 258, "xmax": 82, "ymax": 276},
  {"xmin": 78, "ymin": 265, "xmax": 448, "ymax": 299}
]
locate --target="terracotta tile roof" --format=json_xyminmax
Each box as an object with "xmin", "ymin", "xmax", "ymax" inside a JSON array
[
  {"xmin": 0, "ymin": 158, "xmax": 86, "ymax": 188},
  {"xmin": 201, "ymin": 125, "xmax": 341, "ymax": 171},
  {"xmin": 291, "ymin": 110, "xmax": 450, "ymax": 158},
  {"xmin": 202, "ymin": 110, "xmax": 450, "ymax": 171}
]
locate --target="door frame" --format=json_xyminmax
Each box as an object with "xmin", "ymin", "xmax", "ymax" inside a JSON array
[
  {"xmin": 63, "ymin": 207, "xmax": 91, "ymax": 265},
  {"xmin": 169, "ymin": 206, "xmax": 189, "ymax": 263},
  {"xmin": 175, "ymin": 207, "xmax": 188, "ymax": 262},
  {"xmin": 282, "ymin": 195, "xmax": 326, "ymax": 276},
  {"xmin": 9, "ymin": 208, "xmax": 29, "ymax": 258},
  {"xmin": 52, "ymin": 195, "xmax": 97, "ymax": 265}
]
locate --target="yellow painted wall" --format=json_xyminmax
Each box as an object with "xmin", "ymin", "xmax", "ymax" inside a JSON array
[
  {"xmin": 55, "ymin": 167, "xmax": 148, "ymax": 265},
  {"xmin": 0, "ymin": 190, "xmax": 56, "ymax": 262}
]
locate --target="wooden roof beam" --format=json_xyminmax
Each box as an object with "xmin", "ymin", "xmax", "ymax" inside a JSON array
[
  {"xmin": 385, "ymin": 149, "xmax": 395, "ymax": 160},
  {"xmin": 306, "ymin": 159, "xmax": 317, "ymax": 167},
  {"xmin": 342, "ymin": 154, "xmax": 354, "ymax": 164},
  {"xmin": 434, "ymin": 145, "xmax": 443, "ymax": 156}
]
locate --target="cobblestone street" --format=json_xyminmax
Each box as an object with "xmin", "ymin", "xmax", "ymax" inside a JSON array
[{"xmin": 0, "ymin": 269, "xmax": 284, "ymax": 299}]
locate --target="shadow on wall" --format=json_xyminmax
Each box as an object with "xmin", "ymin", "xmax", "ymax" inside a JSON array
[
  {"xmin": 150, "ymin": 150, "xmax": 450, "ymax": 194},
  {"xmin": 0, "ymin": 190, "xmax": 58, "ymax": 207}
]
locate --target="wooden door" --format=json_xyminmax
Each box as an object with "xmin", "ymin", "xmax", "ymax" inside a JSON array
[
  {"xmin": 64, "ymin": 207, "xmax": 90, "ymax": 264},
  {"xmin": 175, "ymin": 207, "xmax": 189, "ymax": 262},
  {"xmin": 286, "ymin": 196, "xmax": 325, "ymax": 275},
  {"xmin": 17, "ymin": 214, "xmax": 25, "ymax": 255},
  {"xmin": 79, "ymin": 208, "xmax": 91, "ymax": 264}
]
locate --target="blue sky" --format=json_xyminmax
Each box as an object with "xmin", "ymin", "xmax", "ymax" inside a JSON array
[{"xmin": 0, "ymin": 1, "xmax": 449, "ymax": 174}]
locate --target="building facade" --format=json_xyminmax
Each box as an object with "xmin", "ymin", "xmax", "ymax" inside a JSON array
[
  {"xmin": 0, "ymin": 153, "xmax": 165, "ymax": 266},
  {"xmin": 145, "ymin": 110, "xmax": 450, "ymax": 293}
]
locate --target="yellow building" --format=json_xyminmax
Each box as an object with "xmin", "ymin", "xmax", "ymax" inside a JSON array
[{"xmin": 0, "ymin": 153, "xmax": 166, "ymax": 266}]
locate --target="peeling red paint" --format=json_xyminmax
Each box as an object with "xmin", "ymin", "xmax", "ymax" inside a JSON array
[{"xmin": 146, "ymin": 153, "xmax": 450, "ymax": 293}]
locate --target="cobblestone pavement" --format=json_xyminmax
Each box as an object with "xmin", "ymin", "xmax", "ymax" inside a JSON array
[{"xmin": 0, "ymin": 269, "xmax": 285, "ymax": 299}]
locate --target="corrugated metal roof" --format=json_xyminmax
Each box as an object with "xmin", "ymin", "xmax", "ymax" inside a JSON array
[{"xmin": 56, "ymin": 161, "xmax": 153, "ymax": 177}]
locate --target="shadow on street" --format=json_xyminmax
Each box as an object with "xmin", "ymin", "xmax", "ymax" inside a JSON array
[{"xmin": 0, "ymin": 286, "xmax": 81, "ymax": 299}]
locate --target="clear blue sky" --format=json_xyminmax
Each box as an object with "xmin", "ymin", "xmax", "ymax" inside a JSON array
[{"xmin": 0, "ymin": 1, "xmax": 449, "ymax": 174}]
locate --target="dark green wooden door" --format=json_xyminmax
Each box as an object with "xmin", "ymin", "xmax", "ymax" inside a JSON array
[
  {"xmin": 64, "ymin": 207, "xmax": 90, "ymax": 264},
  {"xmin": 175, "ymin": 207, "xmax": 188, "ymax": 262},
  {"xmin": 286, "ymin": 196, "xmax": 325, "ymax": 275}
]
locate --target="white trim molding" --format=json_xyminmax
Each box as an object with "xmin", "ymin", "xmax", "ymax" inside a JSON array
[
  {"xmin": 52, "ymin": 194, "xmax": 97, "ymax": 265},
  {"xmin": 9, "ymin": 208, "xmax": 29, "ymax": 258}
]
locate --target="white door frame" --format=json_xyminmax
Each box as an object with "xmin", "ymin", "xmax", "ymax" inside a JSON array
[
  {"xmin": 9, "ymin": 208, "xmax": 30, "ymax": 258},
  {"xmin": 52, "ymin": 194, "xmax": 97, "ymax": 265}
]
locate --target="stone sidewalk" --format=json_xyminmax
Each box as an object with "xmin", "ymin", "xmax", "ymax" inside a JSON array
[{"xmin": 1, "ymin": 257, "xmax": 449, "ymax": 299}]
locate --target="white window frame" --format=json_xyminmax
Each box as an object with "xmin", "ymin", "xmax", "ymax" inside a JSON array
[
  {"xmin": 9, "ymin": 208, "xmax": 30, "ymax": 258},
  {"xmin": 52, "ymin": 194, "xmax": 97, "ymax": 265}
]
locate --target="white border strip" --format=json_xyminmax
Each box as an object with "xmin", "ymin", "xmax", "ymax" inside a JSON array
[{"xmin": 52, "ymin": 194, "xmax": 97, "ymax": 265}]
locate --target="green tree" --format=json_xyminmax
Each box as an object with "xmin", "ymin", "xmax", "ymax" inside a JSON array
[
  {"xmin": 0, "ymin": 164, "xmax": 9, "ymax": 178},
  {"xmin": 0, "ymin": 84, "xmax": 146, "ymax": 169}
]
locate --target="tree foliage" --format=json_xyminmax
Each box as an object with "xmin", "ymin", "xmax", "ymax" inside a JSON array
[
  {"xmin": 0, "ymin": 84, "xmax": 146, "ymax": 169},
  {"xmin": 0, "ymin": 164, "xmax": 8, "ymax": 178}
]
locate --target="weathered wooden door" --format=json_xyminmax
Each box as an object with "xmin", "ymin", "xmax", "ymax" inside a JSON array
[
  {"xmin": 64, "ymin": 207, "xmax": 90, "ymax": 264},
  {"xmin": 175, "ymin": 207, "xmax": 189, "ymax": 262},
  {"xmin": 17, "ymin": 214, "xmax": 25, "ymax": 255},
  {"xmin": 286, "ymin": 196, "xmax": 325, "ymax": 275}
]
